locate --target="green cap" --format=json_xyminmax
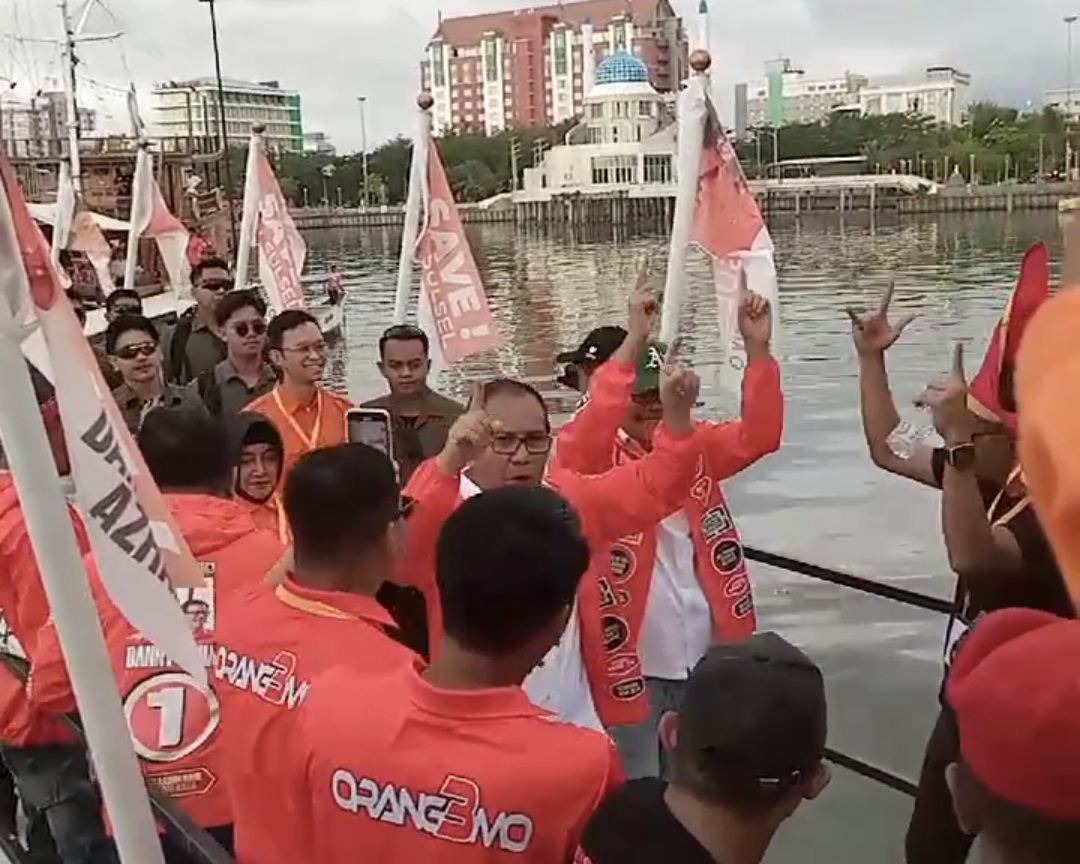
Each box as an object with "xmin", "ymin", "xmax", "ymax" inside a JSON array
[{"xmin": 635, "ymin": 341, "xmax": 666, "ymax": 394}]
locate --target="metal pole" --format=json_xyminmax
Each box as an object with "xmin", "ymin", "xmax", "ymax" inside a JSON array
[
  {"xmin": 57, "ymin": 0, "xmax": 82, "ymax": 192},
  {"xmin": 1067, "ymin": 16, "xmax": 1077, "ymax": 180},
  {"xmin": 358, "ymin": 96, "xmax": 370, "ymax": 209},
  {"xmin": 201, "ymin": 0, "xmax": 238, "ymax": 253}
]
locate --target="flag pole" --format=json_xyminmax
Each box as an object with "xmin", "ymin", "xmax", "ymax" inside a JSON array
[
  {"xmin": 123, "ymin": 140, "xmax": 151, "ymax": 292},
  {"xmin": 233, "ymin": 124, "xmax": 262, "ymax": 291},
  {"xmin": 393, "ymin": 92, "xmax": 433, "ymax": 324},
  {"xmin": 659, "ymin": 50, "xmax": 712, "ymax": 346},
  {"xmin": 0, "ymin": 339, "xmax": 166, "ymax": 864}
]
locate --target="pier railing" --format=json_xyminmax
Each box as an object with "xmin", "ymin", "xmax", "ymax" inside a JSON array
[{"xmin": 0, "ymin": 546, "xmax": 941, "ymax": 861}]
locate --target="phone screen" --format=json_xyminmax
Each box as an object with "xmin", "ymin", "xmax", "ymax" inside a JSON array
[{"xmin": 346, "ymin": 411, "xmax": 394, "ymax": 461}]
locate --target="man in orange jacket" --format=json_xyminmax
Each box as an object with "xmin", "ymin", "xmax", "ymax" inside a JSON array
[
  {"xmin": 0, "ymin": 363, "xmax": 118, "ymax": 864},
  {"xmin": 403, "ymin": 352, "xmax": 704, "ymax": 735},
  {"xmin": 258, "ymin": 485, "xmax": 625, "ymax": 864},
  {"xmin": 213, "ymin": 443, "xmax": 418, "ymax": 864},
  {"xmin": 552, "ymin": 289, "xmax": 782, "ymax": 779},
  {"xmin": 30, "ymin": 407, "xmax": 286, "ymax": 859}
]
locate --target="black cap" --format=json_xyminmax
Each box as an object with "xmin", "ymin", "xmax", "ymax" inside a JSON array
[
  {"xmin": 679, "ymin": 633, "xmax": 827, "ymax": 794},
  {"xmin": 555, "ymin": 326, "xmax": 627, "ymax": 366}
]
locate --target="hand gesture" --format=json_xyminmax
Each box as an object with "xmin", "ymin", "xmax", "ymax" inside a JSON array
[
  {"xmin": 738, "ymin": 286, "xmax": 773, "ymax": 355},
  {"xmin": 847, "ymin": 283, "xmax": 917, "ymax": 356},
  {"xmin": 440, "ymin": 383, "xmax": 494, "ymax": 473},
  {"xmin": 658, "ymin": 341, "xmax": 698, "ymax": 435},
  {"xmin": 914, "ymin": 344, "xmax": 973, "ymax": 443},
  {"xmin": 627, "ymin": 265, "xmax": 660, "ymax": 339}
]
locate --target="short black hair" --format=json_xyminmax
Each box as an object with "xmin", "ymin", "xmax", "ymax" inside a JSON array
[
  {"xmin": 191, "ymin": 257, "xmax": 231, "ymax": 285},
  {"xmin": 137, "ymin": 407, "xmax": 232, "ymax": 492},
  {"xmin": 482, "ymin": 378, "xmax": 551, "ymax": 431},
  {"xmin": 105, "ymin": 289, "xmax": 142, "ymax": 314},
  {"xmin": 105, "ymin": 314, "xmax": 159, "ymax": 355},
  {"xmin": 267, "ymin": 309, "xmax": 319, "ymax": 350},
  {"xmin": 436, "ymin": 485, "xmax": 589, "ymax": 654},
  {"xmin": 283, "ymin": 443, "xmax": 399, "ymax": 567},
  {"xmin": 378, "ymin": 324, "xmax": 430, "ymax": 360},
  {"xmin": 955, "ymin": 760, "xmax": 1080, "ymax": 863},
  {"xmin": 214, "ymin": 289, "xmax": 267, "ymax": 329}
]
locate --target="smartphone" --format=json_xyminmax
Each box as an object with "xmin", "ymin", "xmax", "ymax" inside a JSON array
[{"xmin": 346, "ymin": 408, "xmax": 395, "ymax": 464}]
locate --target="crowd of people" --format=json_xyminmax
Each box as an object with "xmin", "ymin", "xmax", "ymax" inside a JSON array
[{"xmin": 0, "ymin": 244, "xmax": 1077, "ymax": 864}]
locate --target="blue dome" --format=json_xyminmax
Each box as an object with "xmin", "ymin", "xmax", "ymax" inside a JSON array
[{"xmin": 594, "ymin": 51, "xmax": 649, "ymax": 85}]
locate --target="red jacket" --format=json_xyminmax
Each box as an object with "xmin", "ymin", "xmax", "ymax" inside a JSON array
[
  {"xmin": 0, "ymin": 472, "xmax": 85, "ymax": 747},
  {"xmin": 31, "ymin": 493, "xmax": 286, "ymax": 829},
  {"xmin": 551, "ymin": 356, "xmax": 783, "ymax": 649},
  {"xmin": 402, "ymin": 422, "xmax": 700, "ymax": 727}
]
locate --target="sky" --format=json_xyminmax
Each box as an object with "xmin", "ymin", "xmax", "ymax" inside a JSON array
[{"xmin": 0, "ymin": 0, "xmax": 1075, "ymax": 153}]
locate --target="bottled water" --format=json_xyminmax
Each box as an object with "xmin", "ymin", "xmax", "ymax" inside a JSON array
[{"xmin": 886, "ymin": 414, "xmax": 935, "ymax": 460}]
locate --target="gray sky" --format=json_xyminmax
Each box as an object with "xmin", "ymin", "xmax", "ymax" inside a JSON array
[{"xmin": 0, "ymin": 0, "xmax": 1072, "ymax": 152}]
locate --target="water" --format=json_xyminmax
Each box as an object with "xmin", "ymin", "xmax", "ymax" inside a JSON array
[{"xmin": 307, "ymin": 211, "xmax": 1063, "ymax": 863}]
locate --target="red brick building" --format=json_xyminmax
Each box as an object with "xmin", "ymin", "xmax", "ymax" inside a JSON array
[{"xmin": 418, "ymin": 0, "xmax": 688, "ymax": 136}]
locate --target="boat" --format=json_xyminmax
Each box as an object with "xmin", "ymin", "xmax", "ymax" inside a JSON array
[
  {"xmin": 1058, "ymin": 196, "xmax": 1080, "ymax": 213},
  {"xmin": 312, "ymin": 298, "xmax": 345, "ymax": 339}
]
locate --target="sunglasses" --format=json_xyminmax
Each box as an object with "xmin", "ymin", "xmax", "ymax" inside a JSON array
[
  {"xmin": 232, "ymin": 320, "xmax": 266, "ymax": 338},
  {"xmin": 111, "ymin": 304, "xmax": 141, "ymax": 317},
  {"xmin": 490, "ymin": 432, "xmax": 552, "ymax": 456},
  {"xmin": 199, "ymin": 279, "xmax": 233, "ymax": 293},
  {"xmin": 114, "ymin": 343, "xmax": 157, "ymax": 360}
]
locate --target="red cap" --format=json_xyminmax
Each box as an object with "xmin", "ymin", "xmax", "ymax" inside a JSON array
[
  {"xmin": 967, "ymin": 242, "xmax": 1050, "ymax": 434},
  {"xmin": 948, "ymin": 608, "xmax": 1080, "ymax": 820}
]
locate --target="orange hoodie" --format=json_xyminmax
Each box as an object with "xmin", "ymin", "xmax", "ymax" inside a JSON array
[
  {"xmin": 30, "ymin": 493, "xmax": 286, "ymax": 830},
  {"xmin": 0, "ymin": 472, "xmax": 86, "ymax": 747},
  {"xmin": 1016, "ymin": 288, "xmax": 1080, "ymax": 613}
]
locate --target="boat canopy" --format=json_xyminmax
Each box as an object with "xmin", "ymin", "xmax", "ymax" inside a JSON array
[{"xmin": 27, "ymin": 202, "xmax": 130, "ymax": 233}]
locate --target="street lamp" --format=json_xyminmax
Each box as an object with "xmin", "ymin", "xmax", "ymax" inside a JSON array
[
  {"xmin": 197, "ymin": 0, "xmax": 238, "ymax": 253},
  {"xmin": 321, "ymin": 164, "xmax": 335, "ymax": 208},
  {"xmin": 357, "ymin": 96, "xmax": 370, "ymax": 209}
]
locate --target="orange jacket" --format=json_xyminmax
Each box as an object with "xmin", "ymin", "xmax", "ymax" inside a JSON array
[
  {"xmin": 257, "ymin": 661, "xmax": 623, "ymax": 864},
  {"xmin": 30, "ymin": 493, "xmax": 285, "ymax": 829},
  {"xmin": 551, "ymin": 356, "xmax": 783, "ymax": 650},
  {"xmin": 402, "ymin": 421, "xmax": 700, "ymax": 727},
  {"xmin": 1017, "ymin": 288, "xmax": 1080, "ymax": 613},
  {"xmin": 0, "ymin": 472, "xmax": 85, "ymax": 747},
  {"xmin": 213, "ymin": 578, "xmax": 416, "ymax": 864}
]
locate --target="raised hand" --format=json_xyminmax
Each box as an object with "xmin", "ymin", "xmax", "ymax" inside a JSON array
[
  {"xmin": 627, "ymin": 265, "xmax": 660, "ymax": 339},
  {"xmin": 659, "ymin": 341, "xmax": 698, "ymax": 435},
  {"xmin": 914, "ymin": 343, "xmax": 973, "ymax": 443},
  {"xmin": 738, "ymin": 287, "xmax": 773, "ymax": 356},
  {"xmin": 847, "ymin": 283, "xmax": 917, "ymax": 355},
  {"xmin": 439, "ymin": 382, "xmax": 493, "ymax": 474}
]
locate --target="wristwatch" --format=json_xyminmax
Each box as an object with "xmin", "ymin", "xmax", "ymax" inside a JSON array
[{"xmin": 945, "ymin": 441, "xmax": 976, "ymax": 471}]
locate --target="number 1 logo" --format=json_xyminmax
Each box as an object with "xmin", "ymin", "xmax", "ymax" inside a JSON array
[{"xmin": 123, "ymin": 671, "xmax": 220, "ymax": 763}]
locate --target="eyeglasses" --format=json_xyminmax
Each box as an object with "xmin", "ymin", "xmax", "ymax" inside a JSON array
[
  {"xmin": 282, "ymin": 341, "xmax": 327, "ymax": 357},
  {"xmin": 490, "ymin": 431, "xmax": 552, "ymax": 456},
  {"xmin": 232, "ymin": 320, "xmax": 266, "ymax": 338},
  {"xmin": 114, "ymin": 343, "xmax": 157, "ymax": 360},
  {"xmin": 199, "ymin": 279, "xmax": 233, "ymax": 293},
  {"xmin": 110, "ymin": 304, "xmax": 141, "ymax": 317}
]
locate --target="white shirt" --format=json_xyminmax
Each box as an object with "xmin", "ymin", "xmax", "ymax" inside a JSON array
[
  {"xmin": 459, "ymin": 473, "xmax": 604, "ymax": 732},
  {"xmin": 638, "ymin": 510, "xmax": 712, "ymax": 681}
]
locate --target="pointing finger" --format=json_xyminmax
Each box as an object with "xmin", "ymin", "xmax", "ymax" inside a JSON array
[
  {"xmin": 468, "ymin": 381, "xmax": 486, "ymax": 411},
  {"xmin": 845, "ymin": 307, "xmax": 862, "ymax": 328},
  {"xmin": 952, "ymin": 342, "xmax": 965, "ymax": 379},
  {"xmin": 895, "ymin": 313, "xmax": 918, "ymax": 334},
  {"xmin": 635, "ymin": 260, "xmax": 649, "ymax": 292},
  {"xmin": 878, "ymin": 282, "xmax": 895, "ymax": 316}
]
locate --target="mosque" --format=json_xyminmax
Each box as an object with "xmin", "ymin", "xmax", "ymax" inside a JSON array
[{"xmin": 517, "ymin": 49, "xmax": 680, "ymax": 201}]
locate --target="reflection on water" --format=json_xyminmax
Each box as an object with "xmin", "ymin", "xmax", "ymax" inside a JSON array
[{"xmin": 301, "ymin": 211, "xmax": 1063, "ymax": 863}]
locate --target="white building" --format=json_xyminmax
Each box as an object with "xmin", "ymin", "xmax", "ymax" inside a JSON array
[
  {"xmin": 1044, "ymin": 88, "xmax": 1080, "ymax": 121},
  {"xmin": 736, "ymin": 61, "xmax": 971, "ymax": 130},
  {"xmin": 519, "ymin": 51, "xmax": 677, "ymax": 199},
  {"xmin": 303, "ymin": 131, "xmax": 336, "ymax": 156},
  {"xmin": 150, "ymin": 78, "xmax": 305, "ymax": 152},
  {"xmin": 0, "ymin": 91, "xmax": 96, "ymax": 155}
]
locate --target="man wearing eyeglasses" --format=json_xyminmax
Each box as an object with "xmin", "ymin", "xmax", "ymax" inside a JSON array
[
  {"xmin": 163, "ymin": 257, "xmax": 232, "ymax": 384},
  {"xmin": 361, "ymin": 324, "xmax": 464, "ymax": 482},
  {"xmin": 193, "ymin": 290, "xmax": 277, "ymax": 416}
]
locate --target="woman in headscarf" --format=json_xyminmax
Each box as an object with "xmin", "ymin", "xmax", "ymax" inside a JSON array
[{"xmin": 228, "ymin": 412, "xmax": 289, "ymax": 545}]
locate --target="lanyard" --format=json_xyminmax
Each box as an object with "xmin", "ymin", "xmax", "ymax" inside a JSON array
[
  {"xmin": 272, "ymin": 387, "xmax": 323, "ymax": 451},
  {"xmin": 274, "ymin": 584, "xmax": 357, "ymax": 620},
  {"xmin": 987, "ymin": 464, "xmax": 1029, "ymax": 527},
  {"xmin": 272, "ymin": 496, "xmax": 290, "ymax": 545}
]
